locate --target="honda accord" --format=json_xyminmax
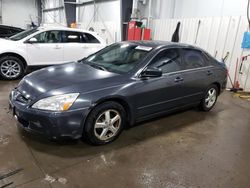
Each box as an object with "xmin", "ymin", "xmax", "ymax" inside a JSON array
[{"xmin": 9, "ymin": 41, "xmax": 227, "ymax": 145}]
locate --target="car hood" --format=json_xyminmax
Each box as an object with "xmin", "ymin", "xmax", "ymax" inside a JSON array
[{"xmin": 17, "ymin": 62, "xmax": 126, "ymax": 100}]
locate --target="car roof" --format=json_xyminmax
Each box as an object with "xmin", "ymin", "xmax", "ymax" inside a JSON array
[
  {"xmin": 37, "ymin": 26, "xmax": 93, "ymax": 33},
  {"xmin": 122, "ymin": 40, "xmax": 201, "ymax": 50}
]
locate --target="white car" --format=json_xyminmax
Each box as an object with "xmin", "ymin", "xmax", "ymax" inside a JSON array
[{"xmin": 0, "ymin": 27, "xmax": 106, "ymax": 80}]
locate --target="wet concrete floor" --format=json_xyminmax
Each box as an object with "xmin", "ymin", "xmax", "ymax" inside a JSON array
[{"xmin": 0, "ymin": 80, "xmax": 250, "ymax": 188}]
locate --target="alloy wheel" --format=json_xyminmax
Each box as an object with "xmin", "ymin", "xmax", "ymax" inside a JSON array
[
  {"xmin": 0, "ymin": 60, "xmax": 21, "ymax": 78},
  {"xmin": 205, "ymin": 88, "xmax": 217, "ymax": 108},
  {"xmin": 94, "ymin": 109, "xmax": 121, "ymax": 141}
]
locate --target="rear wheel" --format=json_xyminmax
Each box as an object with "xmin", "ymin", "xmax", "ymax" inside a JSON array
[
  {"xmin": 83, "ymin": 101, "xmax": 126, "ymax": 145},
  {"xmin": 0, "ymin": 56, "xmax": 25, "ymax": 80},
  {"xmin": 200, "ymin": 84, "xmax": 218, "ymax": 111}
]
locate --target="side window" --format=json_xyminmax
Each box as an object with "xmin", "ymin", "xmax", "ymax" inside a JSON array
[
  {"xmin": 181, "ymin": 49, "xmax": 208, "ymax": 69},
  {"xmin": 33, "ymin": 31, "xmax": 61, "ymax": 43},
  {"xmin": 84, "ymin": 33, "xmax": 100, "ymax": 43},
  {"xmin": 64, "ymin": 31, "xmax": 82, "ymax": 43},
  {"xmin": 150, "ymin": 49, "xmax": 182, "ymax": 73}
]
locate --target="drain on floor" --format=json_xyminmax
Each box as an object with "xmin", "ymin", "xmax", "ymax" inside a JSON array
[{"xmin": 0, "ymin": 168, "xmax": 23, "ymax": 188}]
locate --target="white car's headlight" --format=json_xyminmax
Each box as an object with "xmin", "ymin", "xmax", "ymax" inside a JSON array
[{"xmin": 32, "ymin": 93, "xmax": 79, "ymax": 111}]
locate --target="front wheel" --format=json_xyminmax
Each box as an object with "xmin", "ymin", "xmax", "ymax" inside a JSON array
[
  {"xmin": 0, "ymin": 56, "xmax": 25, "ymax": 80},
  {"xmin": 83, "ymin": 101, "xmax": 126, "ymax": 145},
  {"xmin": 200, "ymin": 85, "xmax": 218, "ymax": 111}
]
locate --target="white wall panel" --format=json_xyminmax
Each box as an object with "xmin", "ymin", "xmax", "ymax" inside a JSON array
[
  {"xmin": 42, "ymin": 0, "xmax": 66, "ymax": 26},
  {"xmin": 214, "ymin": 17, "xmax": 230, "ymax": 60},
  {"xmin": 206, "ymin": 18, "xmax": 221, "ymax": 55},
  {"xmin": 76, "ymin": 0, "xmax": 121, "ymax": 41},
  {"xmin": 138, "ymin": 0, "xmax": 175, "ymax": 19},
  {"xmin": 174, "ymin": 0, "xmax": 247, "ymax": 18},
  {"xmin": 196, "ymin": 18, "xmax": 213, "ymax": 49},
  {"xmin": 2, "ymin": 0, "xmax": 38, "ymax": 28},
  {"xmin": 78, "ymin": 21, "xmax": 117, "ymax": 44}
]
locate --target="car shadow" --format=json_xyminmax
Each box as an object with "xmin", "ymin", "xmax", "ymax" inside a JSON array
[{"xmin": 19, "ymin": 104, "xmax": 224, "ymax": 160}]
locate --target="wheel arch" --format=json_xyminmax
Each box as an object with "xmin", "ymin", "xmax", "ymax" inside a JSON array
[
  {"xmin": 83, "ymin": 96, "xmax": 134, "ymax": 131},
  {"xmin": 0, "ymin": 52, "xmax": 28, "ymax": 69},
  {"xmin": 212, "ymin": 82, "xmax": 221, "ymax": 95}
]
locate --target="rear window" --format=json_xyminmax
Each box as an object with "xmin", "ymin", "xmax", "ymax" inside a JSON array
[
  {"xmin": 84, "ymin": 33, "xmax": 100, "ymax": 43},
  {"xmin": 181, "ymin": 49, "xmax": 208, "ymax": 69},
  {"xmin": 64, "ymin": 31, "xmax": 81, "ymax": 43}
]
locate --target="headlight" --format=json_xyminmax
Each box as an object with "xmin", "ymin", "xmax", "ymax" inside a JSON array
[{"xmin": 32, "ymin": 93, "xmax": 79, "ymax": 111}]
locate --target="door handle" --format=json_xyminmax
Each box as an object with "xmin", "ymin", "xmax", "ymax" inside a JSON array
[
  {"xmin": 54, "ymin": 45, "xmax": 61, "ymax": 49},
  {"xmin": 207, "ymin": 70, "xmax": 213, "ymax": 75},
  {"xmin": 174, "ymin": 77, "xmax": 184, "ymax": 82}
]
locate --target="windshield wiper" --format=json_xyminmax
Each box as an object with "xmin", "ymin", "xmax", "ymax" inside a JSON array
[
  {"xmin": 77, "ymin": 57, "xmax": 86, "ymax": 63},
  {"xmin": 89, "ymin": 64, "xmax": 107, "ymax": 71}
]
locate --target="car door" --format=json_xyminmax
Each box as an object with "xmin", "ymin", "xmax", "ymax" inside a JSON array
[
  {"xmin": 134, "ymin": 48, "xmax": 188, "ymax": 119},
  {"xmin": 179, "ymin": 48, "xmax": 212, "ymax": 103},
  {"xmin": 62, "ymin": 31, "xmax": 104, "ymax": 62},
  {"xmin": 82, "ymin": 32, "xmax": 105, "ymax": 56},
  {"xmin": 26, "ymin": 30, "xmax": 64, "ymax": 65}
]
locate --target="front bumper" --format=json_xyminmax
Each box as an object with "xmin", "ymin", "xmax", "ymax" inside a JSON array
[{"xmin": 9, "ymin": 90, "xmax": 89, "ymax": 139}]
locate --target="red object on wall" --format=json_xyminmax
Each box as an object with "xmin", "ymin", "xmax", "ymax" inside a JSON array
[
  {"xmin": 127, "ymin": 21, "xmax": 142, "ymax": 40},
  {"xmin": 134, "ymin": 28, "xmax": 142, "ymax": 40},
  {"xmin": 127, "ymin": 21, "xmax": 136, "ymax": 40},
  {"xmin": 143, "ymin": 28, "xmax": 151, "ymax": 40},
  {"xmin": 127, "ymin": 21, "xmax": 151, "ymax": 40}
]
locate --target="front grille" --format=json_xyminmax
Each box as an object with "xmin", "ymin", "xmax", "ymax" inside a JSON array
[{"xmin": 13, "ymin": 90, "xmax": 29, "ymax": 104}]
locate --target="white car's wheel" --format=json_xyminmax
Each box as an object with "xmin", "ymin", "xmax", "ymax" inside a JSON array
[{"xmin": 0, "ymin": 56, "xmax": 24, "ymax": 80}]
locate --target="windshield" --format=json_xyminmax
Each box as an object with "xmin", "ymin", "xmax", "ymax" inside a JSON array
[
  {"xmin": 84, "ymin": 43, "xmax": 152, "ymax": 74},
  {"xmin": 9, "ymin": 28, "xmax": 38, "ymax": 41}
]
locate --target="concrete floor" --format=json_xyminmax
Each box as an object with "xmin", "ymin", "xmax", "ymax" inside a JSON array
[{"xmin": 0, "ymin": 80, "xmax": 250, "ymax": 188}]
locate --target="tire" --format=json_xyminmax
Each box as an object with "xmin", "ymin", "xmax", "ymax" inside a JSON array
[
  {"xmin": 0, "ymin": 56, "xmax": 25, "ymax": 80},
  {"xmin": 200, "ymin": 84, "xmax": 218, "ymax": 111},
  {"xmin": 83, "ymin": 101, "xmax": 126, "ymax": 145}
]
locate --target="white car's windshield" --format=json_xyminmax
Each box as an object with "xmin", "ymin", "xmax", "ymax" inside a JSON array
[
  {"xmin": 9, "ymin": 28, "xmax": 38, "ymax": 41},
  {"xmin": 84, "ymin": 43, "xmax": 152, "ymax": 74}
]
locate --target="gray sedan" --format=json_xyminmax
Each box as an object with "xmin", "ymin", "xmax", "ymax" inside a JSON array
[{"xmin": 9, "ymin": 41, "xmax": 227, "ymax": 145}]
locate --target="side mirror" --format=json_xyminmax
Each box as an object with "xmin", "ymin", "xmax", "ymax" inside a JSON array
[
  {"xmin": 28, "ymin": 37, "xmax": 38, "ymax": 43},
  {"xmin": 140, "ymin": 67, "xmax": 162, "ymax": 78}
]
